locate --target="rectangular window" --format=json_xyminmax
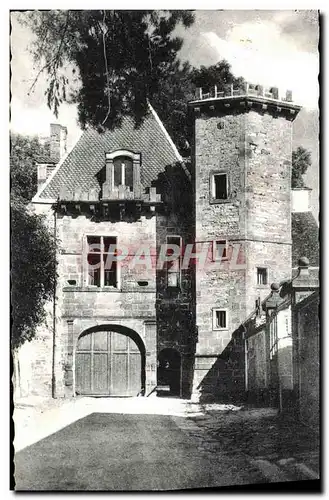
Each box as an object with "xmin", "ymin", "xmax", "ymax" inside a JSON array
[
  {"xmin": 212, "ymin": 240, "xmax": 228, "ymax": 261},
  {"xmin": 212, "ymin": 309, "xmax": 228, "ymax": 330},
  {"xmin": 87, "ymin": 236, "xmax": 118, "ymax": 288},
  {"xmin": 166, "ymin": 236, "xmax": 182, "ymax": 288},
  {"xmin": 212, "ymin": 173, "xmax": 228, "ymax": 200},
  {"xmin": 257, "ymin": 267, "xmax": 268, "ymax": 285}
]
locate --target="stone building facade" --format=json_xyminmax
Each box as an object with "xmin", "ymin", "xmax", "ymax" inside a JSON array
[
  {"xmin": 16, "ymin": 83, "xmax": 318, "ymax": 402},
  {"xmin": 189, "ymin": 84, "xmax": 301, "ymax": 392},
  {"xmin": 30, "ymin": 104, "xmax": 196, "ymax": 399}
]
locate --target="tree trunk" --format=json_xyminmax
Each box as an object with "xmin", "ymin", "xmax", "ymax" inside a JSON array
[{"xmin": 12, "ymin": 349, "xmax": 21, "ymax": 400}]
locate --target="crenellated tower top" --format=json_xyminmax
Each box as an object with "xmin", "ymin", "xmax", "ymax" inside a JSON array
[{"xmin": 189, "ymin": 82, "xmax": 301, "ymax": 120}]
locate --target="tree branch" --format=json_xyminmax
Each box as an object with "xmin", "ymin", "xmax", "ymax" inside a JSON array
[
  {"xmin": 28, "ymin": 10, "xmax": 70, "ymax": 97},
  {"xmin": 101, "ymin": 10, "xmax": 111, "ymax": 125}
]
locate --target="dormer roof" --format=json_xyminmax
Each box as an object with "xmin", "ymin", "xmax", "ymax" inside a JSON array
[{"xmin": 33, "ymin": 104, "xmax": 183, "ymax": 202}]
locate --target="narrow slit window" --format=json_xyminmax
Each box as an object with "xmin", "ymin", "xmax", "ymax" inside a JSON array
[
  {"xmin": 212, "ymin": 173, "xmax": 228, "ymax": 200},
  {"xmin": 257, "ymin": 267, "xmax": 268, "ymax": 285},
  {"xmin": 166, "ymin": 236, "xmax": 182, "ymax": 288}
]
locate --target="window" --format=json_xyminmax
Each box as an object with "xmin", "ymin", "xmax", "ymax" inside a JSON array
[
  {"xmin": 113, "ymin": 157, "xmax": 134, "ymax": 190},
  {"xmin": 211, "ymin": 173, "xmax": 228, "ymax": 200},
  {"xmin": 257, "ymin": 267, "xmax": 268, "ymax": 286},
  {"xmin": 166, "ymin": 236, "xmax": 182, "ymax": 288},
  {"xmin": 212, "ymin": 309, "xmax": 228, "ymax": 330},
  {"xmin": 87, "ymin": 236, "xmax": 118, "ymax": 288},
  {"xmin": 212, "ymin": 240, "xmax": 228, "ymax": 261},
  {"xmin": 105, "ymin": 151, "xmax": 140, "ymax": 196}
]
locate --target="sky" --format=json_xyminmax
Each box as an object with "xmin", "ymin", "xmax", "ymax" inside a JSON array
[{"xmin": 10, "ymin": 10, "xmax": 319, "ymax": 215}]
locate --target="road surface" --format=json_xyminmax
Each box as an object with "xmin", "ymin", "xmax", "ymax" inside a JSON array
[{"xmin": 14, "ymin": 410, "xmax": 262, "ymax": 491}]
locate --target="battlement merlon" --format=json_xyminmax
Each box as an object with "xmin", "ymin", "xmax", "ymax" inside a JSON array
[{"xmin": 188, "ymin": 82, "xmax": 302, "ymax": 120}]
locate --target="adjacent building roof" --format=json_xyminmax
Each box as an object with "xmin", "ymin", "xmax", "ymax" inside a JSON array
[
  {"xmin": 292, "ymin": 212, "xmax": 319, "ymax": 267},
  {"xmin": 35, "ymin": 155, "xmax": 57, "ymax": 165},
  {"xmin": 35, "ymin": 105, "xmax": 182, "ymax": 201}
]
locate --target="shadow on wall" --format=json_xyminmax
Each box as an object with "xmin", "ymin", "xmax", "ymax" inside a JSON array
[
  {"xmin": 196, "ymin": 330, "xmax": 246, "ymax": 404},
  {"xmin": 154, "ymin": 162, "xmax": 197, "ymax": 400}
]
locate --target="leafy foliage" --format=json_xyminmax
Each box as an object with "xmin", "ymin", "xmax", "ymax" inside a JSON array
[
  {"xmin": 292, "ymin": 146, "xmax": 312, "ymax": 188},
  {"xmin": 21, "ymin": 10, "xmax": 195, "ymax": 129},
  {"xmin": 10, "ymin": 133, "xmax": 50, "ymax": 201},
  {"xmin": 20, "ymin": 10, "xmax": 243, "ymax": 157},
  {"xmin": 151, "ymin": 61, "xmax": 244, "ymax": 156},
  {"xmin": 10, "ymin": 134, "xmax": 57, "ymax": 349},
  {"xmin": 11, "ymin": 200, "xmax": 57, "ymax": 349}
]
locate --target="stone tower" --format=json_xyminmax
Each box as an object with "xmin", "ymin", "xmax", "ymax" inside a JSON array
[{"xmin": 189, "ymin": 83, "xmax": 301, "ymax": 394}]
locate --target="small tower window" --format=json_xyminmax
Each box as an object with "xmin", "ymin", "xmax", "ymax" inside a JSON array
[
  {"xmin": 210, "ymin": 172, "xmax": 228, "ymax": 202},
  {"xmin": 212, "ymin": 240, "xmax": 228, "ymax": 261},
  {"xmin": 212, "ymin": 309, "xmax": 228, "ymax": 330},
  {"xmin": 213, "ymin": 173, "xmax": 227, "ymax": 200},
  {"xmin": 257, "ymin": 267, "xmax": 268, "ymax": 285}
]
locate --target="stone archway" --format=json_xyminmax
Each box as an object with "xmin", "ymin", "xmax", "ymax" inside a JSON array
[
  {"xmin": 75, "ymin": 325, "xmax": 146, "ymax": 397},
  {"xmin": 157, "ymin": 348, "xmax": 181, "ymax": 397}
]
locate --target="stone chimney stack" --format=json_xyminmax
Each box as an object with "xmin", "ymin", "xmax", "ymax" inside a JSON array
[
  {"xmin": 37, "ymin": 124, "xmax": 68, "ymax": 191},
  {"xmin": 291, "ymin": 187, "xmax": 311, "ymax": 213},
  {"xmin": 50, "ymin": 124, "xmax": 67, "ymax": 163}
]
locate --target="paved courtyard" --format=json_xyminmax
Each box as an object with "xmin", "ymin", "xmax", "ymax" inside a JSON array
[{"xmin": 13, "ymin": 397, "xmax": 320, "ymax": 491}]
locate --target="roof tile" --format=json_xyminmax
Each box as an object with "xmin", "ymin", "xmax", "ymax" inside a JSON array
[{"xmin": 39, "ymin": 111, "xmax": 180, "ymax": 200}]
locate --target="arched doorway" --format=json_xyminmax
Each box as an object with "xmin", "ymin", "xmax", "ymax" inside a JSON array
[
  {"xmin": 157, "ymin": 348, "xmax": 181, "ymax": 397},
  {"xmin": 75, "ymin": 325, "xmax": 145, "ymax": 397}
]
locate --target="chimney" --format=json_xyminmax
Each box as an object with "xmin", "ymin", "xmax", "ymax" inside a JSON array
[
  {"xmin": 291, "ymin": 187, "xmax": 311, "ymax": 213},
  {"xmin": 50, "ymin": 124, "xmax": 67, "ymax": 163},
  {"xmin": 37, "ymin": 123, "xmax": 68, "ymax": 191}
]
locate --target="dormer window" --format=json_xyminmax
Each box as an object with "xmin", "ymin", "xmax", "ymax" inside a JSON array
[
  {"xmin": 105, "ymin": 150, "xmax": 141, "ymax": 195},
  {"xmin": 113, "ymin": 156, "xmax": 134, "ymax": 190}
]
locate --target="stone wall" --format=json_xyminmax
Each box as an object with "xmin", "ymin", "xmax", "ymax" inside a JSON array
[
  {"xmin": 193, "ymin": 111, "xmax": 247, "ymax": 394},
  {"xmin": 295, "ymin": 292, "xmax": 320, "ymax": 431},
  {"xmin": 245, "ymin": 240, "xmax": 291, "ymax": 315},
  {"xmin": 247, "ymin": 326, "xmax": 267, "ymax": 394},
  {"xmin": 192, "ymin": 103, "xmax": 294, "ymax": 397},
  {"xmin": 54, "ymin": 213, "xmax": 158, "ymax": 397},
  {"xmin": 13, "ymin": 308, "xmax": 53, "ymax": 399},
  {"xmin": 245, "ymin": 111, "xmax": 292, "ymax": 243},
  {"xmin": 26, "ymin": 157, "xmax": 196, "ymax": 399}
]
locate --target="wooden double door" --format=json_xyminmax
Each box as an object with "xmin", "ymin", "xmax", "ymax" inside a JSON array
[{"xmin": 75, "ymin": 330, "xmax": 142, "ymax": 396}]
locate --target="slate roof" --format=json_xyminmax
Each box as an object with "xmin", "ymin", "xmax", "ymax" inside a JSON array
[
  {"xmin": 292, "ymin": 212, "xmax": 320, "ymax": 267},
  {"xmin": 35, "ymin": 155, "xmax": 57, "ymax": 164},
  {"xmin": 36, "ymin": 106, "xmax": 182, "ymax": 200}
]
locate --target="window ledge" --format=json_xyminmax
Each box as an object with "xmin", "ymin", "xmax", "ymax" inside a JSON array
[
  {"xmin": 212, "ymin": 327, "xmax": 229, "ymax": 331},
  {"xmin": 62, "ymin": 286, "xmax": 156, "ymax": 293},
  {"xmin": 209, "ymin": 198, "xmax": 231, "ymax": 205},
  {"xmin": 63, "ymin": 286, "xmax": 121, "ymax": 292}
]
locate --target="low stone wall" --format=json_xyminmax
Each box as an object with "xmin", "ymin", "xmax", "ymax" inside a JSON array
[{"xmin": 295, "ymin": 291, "xmax": 320, "ymax": 431}]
